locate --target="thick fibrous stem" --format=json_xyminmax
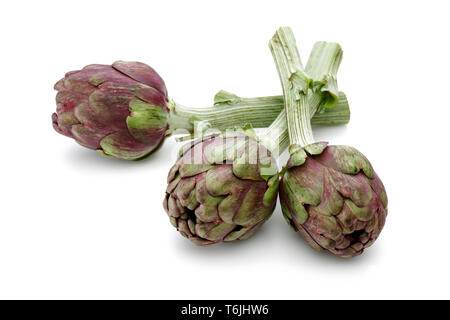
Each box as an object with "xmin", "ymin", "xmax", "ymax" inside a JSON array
[
  {"xmin": 305, "ymin": 41, "xmax": 343, "ymax": 113},
  {"xmin": 213, "ymin": 91, "xmax": 350, "ymax": 126},
  {"xmin": 167, "ymin": 85, "xmax": 349, "ymax": 135},
  {"xmin": 167, "ymin": 99, "xmax": 282, "ymax": 132},
  {"xmin": 269, "ymin": 27, "xmax": 343, "ymax": 149},
  {"xmin": 213, "ymin": 90, "xmax": 350, "ymax": 156},
  {"xmin": 269, "ymin": 27, "xmax": 314, "ymax": 147},
  {"xmin": 170, "ymin": 28, "xmax": 346, "ymax": 156},
  {"xmin": 260, "ymin": 92, "xmax": 349, "ymax": 156}
]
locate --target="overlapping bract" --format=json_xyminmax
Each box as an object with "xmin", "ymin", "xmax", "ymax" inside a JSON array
[
  {"xmin": 280, "ymin": 142, "xmax": 387, "ymax": 258},
  {"xmin": 52, "ymin": 61, "xmax": 169, "ymax": 160},
  {"xmin": 164, "ymin": 132, "xmax": 279, "ymax": 245}
]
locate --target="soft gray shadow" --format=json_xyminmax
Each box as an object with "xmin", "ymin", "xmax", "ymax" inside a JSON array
[
  {"xmin": 268, "ymin": 208, "xmax": 382, "ymax": 268},
  {"xmin": 63, "ymin": 139, "xmax": 172, "ymax": 171},
  {"xmin": 170, "ymin": 221, "xmax": 272, "ymax": 258},
  {"xmin": 170, "ymin": 203, "xmax": 382, "ymax": 268},
  {"xmin": 281, "ymin": 224, "xmax": 382, "ymax": 267}
]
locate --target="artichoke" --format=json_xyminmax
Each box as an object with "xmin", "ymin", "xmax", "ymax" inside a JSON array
[
  {"xmin": 52, "ymin": 61, "xmax": 351, "ymax": 160},
  {"xmin": 163, "ymin": 131, "xmax": 279, "ymax": 245},
  {"xmin": 270, "ymin": 27, "xmax": 388, "ymax": 257},
  {"xmin": 280, "ymin": 143, "xmax": 387, "ymax": 257},
  {"xmin": 52, "ymin": 61, "xmax": 170, "ymax": 160}
]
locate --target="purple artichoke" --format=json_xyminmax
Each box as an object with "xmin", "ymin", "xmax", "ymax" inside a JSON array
[
  {"xmin": 52, "ymin": 61, "xmax": 169, "ymax": 160},
  {"xmin": 163, "ymin": 132, "xmax": 279, "ymax": 245},
  {"xmin": 52, "ymin": 60, "xmax": 352, "ymax": 161},
  {"xmin": 268, "ymin": 27, "xmax": 388, "ymax": 258},
  {"xmin": 280, "ymin": 142, "xmax": 388, "ymax": 258}
]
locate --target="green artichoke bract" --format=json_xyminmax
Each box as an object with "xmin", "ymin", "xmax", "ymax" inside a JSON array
[
  {"xmin": 270, "ymin": 27, "xmax": 388, "ymax": 257},
  {"xmin": 164, "ymin": 130, "xmax": 279, "ymax": 245}
]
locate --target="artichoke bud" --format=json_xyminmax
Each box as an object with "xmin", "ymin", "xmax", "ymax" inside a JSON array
[
  {"xmin": 164, "ymin": 133, "xmax": 279, "ymax": 245},
  {"xmin": 280, "ymin": 142, "xmax": 388, "ymax": 258},
  {"xmin": 52, "ymin": 61, "xmax": 169, "ymax": 160}
]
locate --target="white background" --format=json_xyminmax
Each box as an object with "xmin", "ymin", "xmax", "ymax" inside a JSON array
[{"xmin": 0, "ymin": 0, "xmax": 449, "ymax": 299}]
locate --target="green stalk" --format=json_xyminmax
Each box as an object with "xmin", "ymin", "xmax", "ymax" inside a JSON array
[
  {"xmin": 261, "ymin": 92, "xmax": 349, "ymax": 155},
  {"xmin": 170, "ymin": 88, "xmax": 350, "ymax": 143},
  {"xmin": 213, "ymin": 90, "xmax": 349, "ymax": 156},
  {"xmin": 305, "ymin": 42, "xmax": 342, "ymax": 111},
  {"xmin": 269, "ymin": 27, "xmax": 343, "ymax": 150},
  {"xmin": 170, "ymin": 28, "xmax": 346, "ymax": 154},
  {"xmin": 167, "ymin": 87, "xmax": 348, "ymax": 134},
  {"xmin": 167, "ymin": 99, "xmax": 282, "ymax": 132},
  {"xmin": 213, "ymin": 90, "xmax": 350, "ymax": 126},
  {"xmin": 269, "ymin": 27, "xmax": 313, "ymax": 147}
]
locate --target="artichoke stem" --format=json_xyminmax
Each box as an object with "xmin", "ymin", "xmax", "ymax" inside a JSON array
[
  {"xmin": 269, "ymin": 27, "xmax": 343, "ymax": 150},
  {"xmin": 166, "ymin": 98, "xmax": 282, "ymax": 134},
  {"xmin": 214, "ymin": 91, "xmax": 351, "ymax": 157}
]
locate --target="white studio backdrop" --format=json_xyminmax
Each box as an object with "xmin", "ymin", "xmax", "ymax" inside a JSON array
[{"xmin": 0, "ymin": 0, "xmax": 448, "ymax": 299}]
